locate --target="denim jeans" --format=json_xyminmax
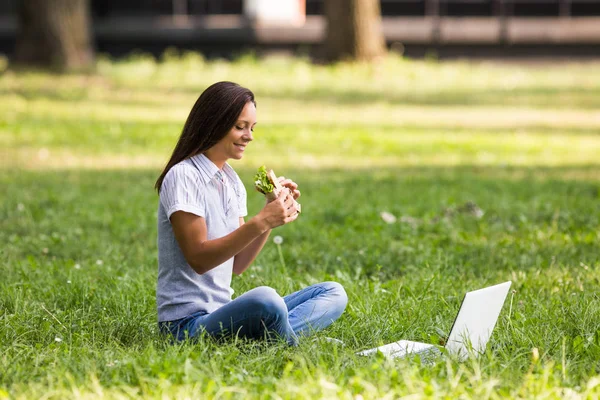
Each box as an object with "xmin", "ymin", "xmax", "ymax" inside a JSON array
[{"xmin": 159, "ymin": 281, "xmax": 348, "ymax": 345}]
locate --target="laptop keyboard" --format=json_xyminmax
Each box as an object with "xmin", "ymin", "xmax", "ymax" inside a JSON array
[{"xmin": 358, "ymin": 340, "xmax": 441, "ymax": 360}]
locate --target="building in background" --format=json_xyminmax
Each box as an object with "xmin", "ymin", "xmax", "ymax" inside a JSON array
[{"xmin": 0, "ymin": 0, "xmax": 599, "ymax": 58}]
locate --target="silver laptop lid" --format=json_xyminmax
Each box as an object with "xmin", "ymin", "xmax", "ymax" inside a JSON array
[{"xmin": 445, "ymin": 281, "xmax": 512, "ymax": 360}]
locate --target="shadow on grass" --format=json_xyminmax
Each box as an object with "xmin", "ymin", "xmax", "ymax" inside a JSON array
[
  {"xmin": 259, "ymin": 86, "xmax": 600, "ymax": 110},
  {"xmin": 1, "ymin": 164, "xmax": 598, "ymax": 280},
  {"xmin": 3, "ymin": 84, "xmax": 600, "ymax": 110}
]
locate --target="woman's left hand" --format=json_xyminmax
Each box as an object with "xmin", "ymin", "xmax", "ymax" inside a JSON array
[{"xmin": 278, "ymin": 176, "xmax": 301, "ymax": 200}]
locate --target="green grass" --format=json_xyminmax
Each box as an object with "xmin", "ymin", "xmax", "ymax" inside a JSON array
[{"xmin": 1, "ymin": 53, "xmax": 600, "ymax": 399}]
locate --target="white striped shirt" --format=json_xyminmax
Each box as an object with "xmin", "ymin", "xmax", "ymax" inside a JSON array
[{"xmin": 156, "ymin": 153, "xmax": 247, "ymax": 321}]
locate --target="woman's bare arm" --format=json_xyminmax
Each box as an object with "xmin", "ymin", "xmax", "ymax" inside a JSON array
[
  {"xmin": 232, "ymin": 218, "xmax": 271, "ymax": 275},
  {"xmin": 171, "ymin": 190, "xmax": 298, "ymax": 275}
]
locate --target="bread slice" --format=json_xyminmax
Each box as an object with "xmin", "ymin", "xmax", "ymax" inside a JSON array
[{"xmin": 267, "ymin": 169, "xmax": 301, "ymax": 213}]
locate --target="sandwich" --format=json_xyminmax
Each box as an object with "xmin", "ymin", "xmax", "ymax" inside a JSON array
[{"xmin": 254, "ymin": 166, "xmax": 301, "ymax": 213}]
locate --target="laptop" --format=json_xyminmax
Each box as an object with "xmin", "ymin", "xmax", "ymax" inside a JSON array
[{"xmin": 357, "ymin": 281, "xmax": 512, "ymax": 361}]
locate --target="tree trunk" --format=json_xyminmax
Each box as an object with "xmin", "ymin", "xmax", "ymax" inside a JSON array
[
  {"xmin": 14, "ymin": 0, "xmax": 95, "ymax": 71},
  {"xmin": 324, "ymin": 0, "xmax": 386, "ymax": 62}
]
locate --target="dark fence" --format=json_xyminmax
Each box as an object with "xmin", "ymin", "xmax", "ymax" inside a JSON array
[
  {"xmin": 0, "ymin": 0, "xmax": 599, "ymax": 18},
  {"xmin": 1, "ymin": 0, "xmax": 599, "ymax": 57}
]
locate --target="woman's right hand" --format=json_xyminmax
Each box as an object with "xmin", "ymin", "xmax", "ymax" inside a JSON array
[{"xmin": 257, "ymin": 190, "xmax": 299, "ymax": 229}]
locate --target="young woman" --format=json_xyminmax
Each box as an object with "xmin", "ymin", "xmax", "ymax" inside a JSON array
[{"xmin": 155, "ymin": 81, "xmax": 347, "ymax": 345}]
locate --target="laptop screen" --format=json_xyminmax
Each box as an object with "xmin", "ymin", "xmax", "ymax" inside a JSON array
[{"xmin": 444, "ymin": 281, "xmax": 512, "ymax": 360}]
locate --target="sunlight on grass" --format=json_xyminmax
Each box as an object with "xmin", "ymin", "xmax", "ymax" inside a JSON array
[{"xmin": 1, "ymin": 54, "xmax": 600, "ymax": 171}]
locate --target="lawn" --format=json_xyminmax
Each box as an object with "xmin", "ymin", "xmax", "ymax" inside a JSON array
[{"xmin": 1, "ymin": 53, "xmax": 600, "ymax": 399}]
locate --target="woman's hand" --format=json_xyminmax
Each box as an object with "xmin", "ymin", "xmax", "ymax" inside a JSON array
[
  {"xmin": 278, "ymin": 176, "xmax": 301, "ymax": 200},
  {"xmin": 257, "ymin": 189, "xmax": 299, "ymax": 229}
]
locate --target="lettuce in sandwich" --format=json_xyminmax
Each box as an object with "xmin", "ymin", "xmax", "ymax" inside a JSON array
[
  {"xmin": 254, "ymin": 165, "xmax": 301, "ymax": 212},
  {"xmin": 254, "ymin": 165, "xmax": 275, "ymax": 198}
]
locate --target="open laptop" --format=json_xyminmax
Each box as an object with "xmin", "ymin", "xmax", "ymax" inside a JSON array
[{"xmin": 357, "ymin": 281, "xmax": 512, "ymax": 361}]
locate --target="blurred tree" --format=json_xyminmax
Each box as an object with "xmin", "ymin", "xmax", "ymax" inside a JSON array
[
  {"xmin": 324, "ymin": 0, "xmax": 386, "ymax": 62},
  {"xmin": 14, "ymin": 0, "xmax": 95, "ymax": 71}
]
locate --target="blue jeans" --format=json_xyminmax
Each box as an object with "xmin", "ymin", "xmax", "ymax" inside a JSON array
[{"xmin": 159, "ymin": 281, "xmax": 348, "ymax": 345}]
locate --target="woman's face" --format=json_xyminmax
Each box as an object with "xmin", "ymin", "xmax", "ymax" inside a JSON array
[{"xmin": 206, "ymin": 101, "xmax": 257, "ymax": 167}]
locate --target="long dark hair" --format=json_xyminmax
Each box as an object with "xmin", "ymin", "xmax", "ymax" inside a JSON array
[{"xmin": 155, "ymin": 81, "xmax": 256, "ymax": 193}]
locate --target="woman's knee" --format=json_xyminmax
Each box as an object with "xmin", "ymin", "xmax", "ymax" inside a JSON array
[
  {"xmin": 247, "ymin": 286, "xmax": 288, "ymax": 320},
  {"xmin": 323, "ymin": 281, "xmax": 348, "ymax": 312}
]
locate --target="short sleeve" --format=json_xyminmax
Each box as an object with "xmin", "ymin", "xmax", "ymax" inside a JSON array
[
  {"xmin": 160, "ymin": 164, "xmax": 206, "ymax": 219},
  {"xmin": 234, "ymin": 173, "xmax": 248, "ymax": 217}
]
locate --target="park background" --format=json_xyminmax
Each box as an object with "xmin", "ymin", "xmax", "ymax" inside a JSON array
[{"xmin": 1, "ymin": 1, "xmax": 600, "ymax": 399}]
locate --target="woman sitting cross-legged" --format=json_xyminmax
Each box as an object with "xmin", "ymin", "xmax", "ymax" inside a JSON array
[{"xmin": 155, "ymin": 81, "xmax": 347, "ymax": 344}]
